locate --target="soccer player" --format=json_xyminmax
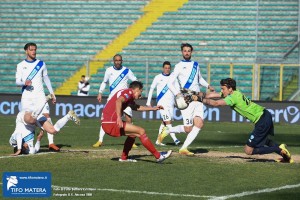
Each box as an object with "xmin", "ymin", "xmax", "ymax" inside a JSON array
[
  {"xmin": 191, "ymin": 78, "xmax": 293, "ymax": 163},
  {"xmin": 16, "ymin": 42, "xmax": 60, "ymax": 152},
  {"xmin": 146, "ymin": 61, "xmax": 184, "ymax": 146},
  {"xmin": 9, "ymin": 96, "xmax": 80, "ymax": 156},
  {"xmin": 166, "ymin": 43, "xmax": 214, "ymax": 155},
  {"xmin": 93, "ymin": 54, "xmax": 138, "ymax": 148},
  {"xmin": 101, "ymin": 81, "xmax": 172, "ymax": 163}
]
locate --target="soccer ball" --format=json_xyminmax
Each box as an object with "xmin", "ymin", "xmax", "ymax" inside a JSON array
[
  {"xmin": 85, "ymin": 76, "xmax": 90, "ymax": 82},
  {"xmin": 175, "ymin": 95, "xmax": 189, "ymax": 110}
]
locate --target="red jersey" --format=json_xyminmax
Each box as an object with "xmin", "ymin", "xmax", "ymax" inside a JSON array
[{"xmin": 101, "ymin": 88, "xmax": 135, "ymax": 123}]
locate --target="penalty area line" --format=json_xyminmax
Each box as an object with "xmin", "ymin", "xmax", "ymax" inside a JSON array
[
  {"xmin": 0, "ymin": 152, "xmax": 55, "ymax": 159},
  {"xmin": 52, "ymin": 185, "xmax": 215, "ymax": 199},
  {"xmin": 209, "ymin": 183, "xmax": 300, "ymax": 200}
]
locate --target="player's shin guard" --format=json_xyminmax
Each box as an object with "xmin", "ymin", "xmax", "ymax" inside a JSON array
[
  {"xmin": 121, "ymin": 136, "xmax": 136, "ymax": 160},
  {"xmin": 181, "ymin": 127, "xmax": 200, "ymax": 149},
  {"xmin": 139, "ymin": 134, "xmax": 160, "ymax": 159}
]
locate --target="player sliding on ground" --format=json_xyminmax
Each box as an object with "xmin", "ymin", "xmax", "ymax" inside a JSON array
[
  {"xmin": 101, "ymin": 81, "xmax": 172, "ymax": 163},
  {"xmin": 9, "ymin": 95, "xmax": 80, "ymax": 156},
  {"xmin": 185, "ymin": 78, "xmax": 293, "ymax": 163}
]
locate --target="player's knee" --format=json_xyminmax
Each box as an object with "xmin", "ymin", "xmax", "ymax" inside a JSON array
[{"xmin": 184, "ymin": 126, "xmax": 192, "ymax": 133}]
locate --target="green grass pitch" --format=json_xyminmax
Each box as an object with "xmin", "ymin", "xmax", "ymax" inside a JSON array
[{"xmin": 0, "ymin": 115, "xmax": 299, "ymax": 200}]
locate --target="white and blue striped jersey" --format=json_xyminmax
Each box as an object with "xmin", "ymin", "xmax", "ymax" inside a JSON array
[
  {"xmin": 167, "ymin": 60, "xmax": 209, "ymax": 95},
  {"xmin": 98, "ymin": 66, "xmax": 137, "ymax": 100},
  {"xmin": 16, "ymin": 59, "xmax": 48, "ymax": 98},
  {"xmin": 146, "ymin": 72, "xmax": 178, "ymax": 107}
]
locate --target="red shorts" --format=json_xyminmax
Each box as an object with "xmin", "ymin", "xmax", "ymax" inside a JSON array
[{"xmin": 102, "ymin": 122, "xmax": 126, "ymax": 137}]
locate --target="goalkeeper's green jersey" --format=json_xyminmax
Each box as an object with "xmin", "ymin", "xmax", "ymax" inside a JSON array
[{"xmin": 223, "ymin": 90, "xmax": 264, "ymax": 123}]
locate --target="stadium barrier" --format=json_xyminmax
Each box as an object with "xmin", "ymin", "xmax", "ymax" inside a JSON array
[{"xmin": 1, "ymin": 94, "xmax": 299, "ymax": 124}]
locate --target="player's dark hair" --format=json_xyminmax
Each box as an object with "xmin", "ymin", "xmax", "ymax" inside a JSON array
[
  {"xmin": 162, "ymin": 61, "xmax": 171, "ymax": 67},
  {"xmin": 113, "ymin": 54, "xmax": 122, "ymax": 61},
  {"xmin": 129, "ymin": 81, "xmax": 143, "ymax": 89},
  {"xmin": 24, "ymin": 43, "xmax": 37, "ymax": 50},
  {"xmin": 181, "ymin": 43, "xmax": 193, "ymax": 51},
  {"xmin": 220, "ymin": 78, "xmax": 236, "ymax": 90}
]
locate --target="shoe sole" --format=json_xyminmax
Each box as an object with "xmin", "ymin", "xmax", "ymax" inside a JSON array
[
  {"xmin": 118, "ymin": 159, "xmax": 137, "ymax": 162},
  {"xmin": 276, "ymin": 158, "xmax": 294, "ymax": 163}
]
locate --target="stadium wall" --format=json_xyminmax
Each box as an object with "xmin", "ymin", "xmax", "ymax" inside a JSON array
[{"xmin": 1, "ymin": 94, "xmax": 299, "ymax": 124}]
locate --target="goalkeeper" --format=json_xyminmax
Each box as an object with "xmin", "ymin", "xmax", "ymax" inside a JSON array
[{"xmin": 187, "ymin": 78, "xmax": 293, "ymax": 163}]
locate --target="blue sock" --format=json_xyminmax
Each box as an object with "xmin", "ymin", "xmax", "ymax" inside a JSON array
[{"xmin": 252, "ymin": 146, "xmax": 281, "ymax": 155}]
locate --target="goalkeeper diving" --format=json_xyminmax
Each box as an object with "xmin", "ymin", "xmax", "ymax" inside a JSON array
[{"xmin": 178, "ymin": 78, "xmax": 293, "ymax": 163}]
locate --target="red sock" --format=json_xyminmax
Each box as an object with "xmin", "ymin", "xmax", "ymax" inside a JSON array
[
  {"xmin": 121, "ymin": 136, "xmax": 136, "ymax": 160},
  {"xmin": 139, "ymin": 134, "xmax": 160, "ymax": 159}
]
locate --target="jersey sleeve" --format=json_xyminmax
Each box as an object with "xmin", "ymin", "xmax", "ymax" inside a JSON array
[
  {"xmin": 15, "ymin": 64, "xmax": 25, "ymax": 86},
  {"xmin": 128, "ymin": 69, "xmax": 138, "ymax": 81},
  {"xmin": 41, "ymin": 62, "xmax": 48, "ymax": 77},
  {"xmin": 99, "ymin": 68, "xmax": 110, "ymax": 93},
  {"xmin": 167, "ymin": 70, "xmax": 180, "ymax": 95},
  {"xmin": 120, "ymin": 89, "xmax": 134, "ymax": 103},
  {"xmin": 146, "ymin": 75, "xmax": 158, "ymax": 106},
  {"xmin": 224, "ymin": 95, "xmax": 235, "ymax": 106}
]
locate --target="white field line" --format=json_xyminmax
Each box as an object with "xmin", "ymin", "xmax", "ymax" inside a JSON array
[
  {"xmin": 52, "ymin": 185, "xmax": 215, "ymax": 199},
  {"xmin": 1, "ymin": 182, "xmax": 299, "ymax": 199},
  {"xmin": 0, "ymin": 152, "xmax": 55, "ymax": 159},
  {"xmin": 195, "ymin": 145, "xmax": 243, "ymax": 149},
  {"xmin": 209, "ymin": 183, "xmax": 300, "ymax": 200}
]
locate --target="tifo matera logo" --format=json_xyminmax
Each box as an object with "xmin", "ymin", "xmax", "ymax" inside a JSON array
[{"xmin": 6, "ymin": 176, "xmax": 18, "ymax": 190}]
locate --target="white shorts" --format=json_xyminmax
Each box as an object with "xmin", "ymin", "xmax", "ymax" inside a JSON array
[
  {"xmin": 21, "ymin": 96, "xmax": 48, "ymax": 113},
  {"xmin": 159, "ymin": 104, "xmax": 174, "ymax": 122},
  {"xmin": 41, "ymin": 102, "xmax": 50, "ymax": 114},
  {"xmin": 123, "ymin": 106, "xmax": 133, "ymax": 118},
  {"xmin": 9, "ymin": 131, "xmax": 19, "ymax": 147},
  {"xmin": 180, "ymin": 101, "xmax": 204, "ymax": 126}
]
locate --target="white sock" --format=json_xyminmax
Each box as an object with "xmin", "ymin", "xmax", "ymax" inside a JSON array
[
  {"xmin": 47, "ymin": 118, "xmax": 54, "ymax": 144},
  {"xmin": 34, "ymin": 141, "xmax": 41, "ymax": 152},
  {"xmin": 54, "ymin": 115, "xmax": 69, "ymax": 132},
  {"xmin": 158, "ymin": 123, "xmax": 164, "ymax": 136},
  {"xmin": 166, "ymin": 124, "xmax": 178, "ymax": 142},
  {"xmin": 169, "ymin": 125, "xmax": 185, "ymax": 133},
  {"xmin": 181, "ymin": 127, "xmax": 200, "ymax": 149},
  {"xmin": 99, "ymin": 126, "xmax": 105, "ymax": 142},
  {"xmin": 155, "ymin": 124, "xmax": 165, "ymax": 143}
]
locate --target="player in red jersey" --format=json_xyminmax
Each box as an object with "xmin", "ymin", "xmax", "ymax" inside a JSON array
[{"xmin": 101, "ymin": 81, "xmax": 172, "ymax": 163}]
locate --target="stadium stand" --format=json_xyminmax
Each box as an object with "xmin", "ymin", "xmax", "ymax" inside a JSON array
[
  {"xmin": 0, "ymin": 0, "xmax": 298, "ymax": 100},
  {"xmin": 0, "ymin": 0, "xmax": 147, "ymax": 94}
]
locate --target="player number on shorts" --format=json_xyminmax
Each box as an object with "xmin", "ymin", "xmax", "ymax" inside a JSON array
[
  {"xmin": 162, "ymin": 115, "xmax": 169, "ymax": 121},
  {"xmin": 185, "ymin": 119, "xmax": 192, "ymax": 125}
]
